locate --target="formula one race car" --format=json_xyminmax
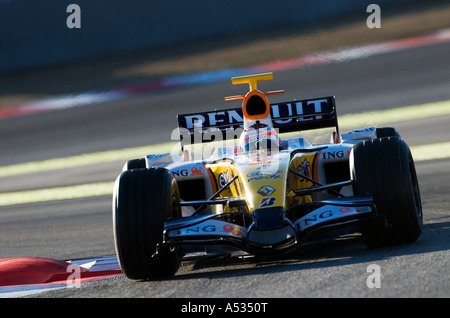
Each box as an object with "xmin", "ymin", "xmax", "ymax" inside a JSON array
[{"xmin": 113, "ymin": 72, "xmax": 423, "ymax": 279}]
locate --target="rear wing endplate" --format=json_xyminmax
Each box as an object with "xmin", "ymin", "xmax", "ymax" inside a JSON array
[{"xmin": 176, "ymin": 96, "xmax": 338, "ymax": 145}]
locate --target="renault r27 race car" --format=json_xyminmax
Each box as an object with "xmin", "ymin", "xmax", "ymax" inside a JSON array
[{"xmin": 113, "ymin": 72, "xmax": 423, "ymax": 280}]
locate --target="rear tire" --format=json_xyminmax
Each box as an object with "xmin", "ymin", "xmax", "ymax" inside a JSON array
[
  {"xmin": 113, "ymin": 167, "xmax": 182, "ymax": 279},
  {"xmin": 122, "ymin": 158, "xmax": 146, "ymax": 171},
  {"xmin": 350, "ymin": 137, "xmax": 422, "ymax": 247},
  {"xmin": 375, "ymin": 127, "xmax": 400, "ymax": 138}
]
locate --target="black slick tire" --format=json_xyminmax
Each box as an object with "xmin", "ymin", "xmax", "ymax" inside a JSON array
[
  {"xmin": 113, "ymin": 167, "xmax": 182, "ymax": 279},
  {"xmin": 350, "ymin": 137, "xmax": 422, "ymax": 247},
  {"xmin": 122, "ymin": 158, "xmax": 146, "ymax": 171}
]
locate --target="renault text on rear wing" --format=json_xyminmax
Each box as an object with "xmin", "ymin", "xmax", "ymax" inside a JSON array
[{"xmin": 176, "ymin": 96, "xmax": 338, "ymax": 145}]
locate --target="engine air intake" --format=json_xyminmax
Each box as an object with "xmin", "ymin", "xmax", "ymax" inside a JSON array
[{"xmin": 224, "ymin": 72, "xmax": 284, "ymax": 120}]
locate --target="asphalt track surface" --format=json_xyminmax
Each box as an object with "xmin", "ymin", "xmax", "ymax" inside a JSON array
[{"xmin": 1, "ymin": 35, "xmax": 450, "ymax": 298}]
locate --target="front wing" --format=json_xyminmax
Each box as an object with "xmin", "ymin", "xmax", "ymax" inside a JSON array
[{"xmin": 162, "ymin": 195, "xmax": 384, "ymax": 255}]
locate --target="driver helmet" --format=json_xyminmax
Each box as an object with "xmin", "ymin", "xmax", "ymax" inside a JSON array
[{"xmin": 240, "ymin": 123, "xmax": 280, "ymax": 154}]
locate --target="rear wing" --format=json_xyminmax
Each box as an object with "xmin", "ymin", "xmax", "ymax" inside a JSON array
[{"xmin": 176, "ymin": 96, "xmax": 338, "ymax": 145}]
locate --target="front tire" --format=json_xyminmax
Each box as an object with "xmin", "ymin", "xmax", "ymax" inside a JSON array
[
  {"xmin": 351, "ymin": 137, "xmax": 422, "ymax": 247},
  {"xmin": 113, "ymin": 167, "xmax": 182, "ymax": 279}
]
